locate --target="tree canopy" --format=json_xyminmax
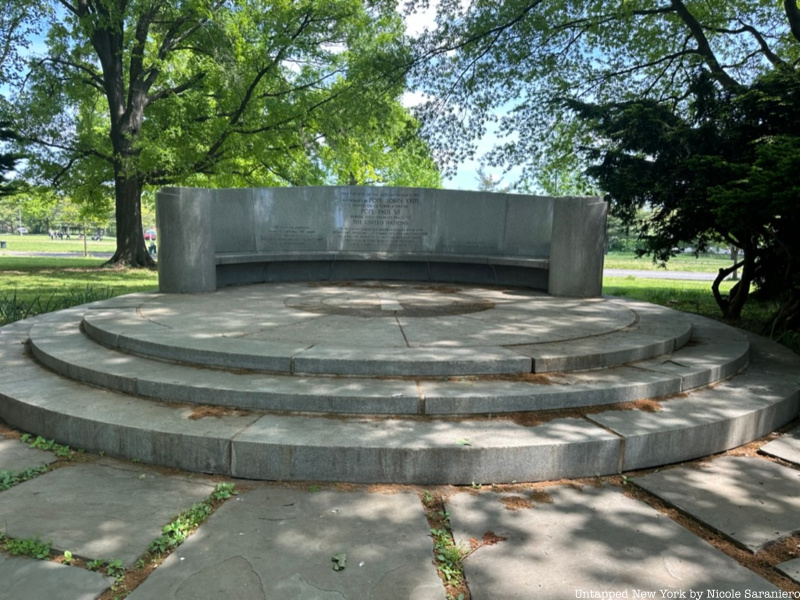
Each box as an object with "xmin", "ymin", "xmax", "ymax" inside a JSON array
[
  {"xmin": 567, "ymin": 68, "xmax": 800, "ymax": 323},
  {"xmin": 409, "ymin": 0, "xmax": 800, "ymax": 187},
  {"xmin": 409, "ymin": 0, "xmax": 800, "ymax": 329},
  {"xmin": 10, "ymin": 0, "xmax": 439, "ymax": 266}
]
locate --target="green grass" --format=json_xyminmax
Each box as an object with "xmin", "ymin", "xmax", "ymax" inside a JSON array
[
  {"xmin": 604, "ymin": 275, "xmax": 800, "ymax": 354},
  {"xmin": 604, "ymin": 251, "xmax": 736, "ymax": 273},
  {"xmin": 604, "ymin": 275, "xmax": 734, "ymax": 305},
  {"xmin": 0, "ymin": 256, "xmax": 157, "ymax": 325},
  {"xmin": 0, "ymin": 233, "xmax": 117, "ymax": 254}
]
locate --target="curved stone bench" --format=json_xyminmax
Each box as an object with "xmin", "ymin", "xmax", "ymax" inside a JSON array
[
  {"xmin": 156, "ymin": 186, "xmax": 607, "ymax": 297},
  {"xmin": 214, "ymin": 250, "xmax": 553, "ymax": 290}
]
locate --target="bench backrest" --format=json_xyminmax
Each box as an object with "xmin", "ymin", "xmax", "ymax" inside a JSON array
[{"xmin": 156, "ymin": 186, "xmax": 606, "ymax": 297}]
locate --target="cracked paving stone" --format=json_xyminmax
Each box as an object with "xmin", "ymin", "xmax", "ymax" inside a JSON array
[{"xmin": 127, "ymin": 486, "xmax": 444, "ymax": 600}]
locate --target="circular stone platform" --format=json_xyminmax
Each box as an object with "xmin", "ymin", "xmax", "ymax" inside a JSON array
[
  {"xmin": 2, "ymin": 281, "xmax": 799, "ymax": 484},
  {"xmin": 124, "ymin": 282, "xmax": 637, "ymax": 345},
  {"xmin": 78, "ymin": 282, "xmax": 672, "ymax": 377}
]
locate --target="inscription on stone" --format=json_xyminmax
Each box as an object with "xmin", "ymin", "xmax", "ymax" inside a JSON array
[
  {"xmin": 330, "ymin": 188, "xmax": 428, "ymax": 252},
  {"xmin": 262, "ymin": 225, "xmax": 325, "ymax": 250}
]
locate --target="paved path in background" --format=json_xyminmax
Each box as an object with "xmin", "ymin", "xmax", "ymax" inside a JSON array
[
  {"xmin": 605, "ymin": 268, "xmax": 723, "ymax": 280},
  {"xmin": 1, "ymin": 422, "xmax": 799, "ymax": 599}
]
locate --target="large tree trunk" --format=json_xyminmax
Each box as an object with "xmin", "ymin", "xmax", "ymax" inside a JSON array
[{"xmin": 105, "ymin": 162, "xmax": 154, "ymax": 268}]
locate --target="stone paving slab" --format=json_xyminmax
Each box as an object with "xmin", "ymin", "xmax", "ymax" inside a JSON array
[
  {"xmin": 635, "ymin": 457, "xmax": 800, "ymax": 552},
  {"xmin": 127, "ymin": 487, "xmax": 444, "ymax": 600},
  {"xmin": 0, "ymin": 460, "xmax": 214, "ymax": 567},
  {"xmin": 84, "ymin": 290, "xmax": 699, "ymax": 376},
  {"xmin": 0, "ymin": 437, "xmax": 57, "ymax": 473},
  {"xmin": 777, "ymin": 558, "xmax": 800, "ymax": 584},
  {"xmin": 447, "ymin": 484, "xmax": 777, "ymax": 599},
  {"xmin": 761, "ymin": 426, "xmax": 800, "ymax": 466},
  {"xmin": 0, "ymin": 554, "xmax": 112, "ymax": 600},
  {"xmin": 85, "ymin": 282, "xmax": 637, "ymax": 348}
]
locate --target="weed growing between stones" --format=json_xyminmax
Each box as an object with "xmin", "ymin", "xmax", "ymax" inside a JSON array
[
  {"xmin": 94, "ymin": 482, "xmax": 239, "ymax": 600},
  {"xmin": 0, "ymin": 464, "xmax": 50, "ymax": 490},
  {"xmin": 88, "ymin": 558, "xmax": 125, "ymax": 579},
  {"xmin": 147, "ymin": 502, "xmax": 212, "ymax": 555},
  {"xmin": 421, "ymin": 491, "xmax": 470, "ymax": 600},
  {"xmin": 1, "ymin": 535, "xmax": 52, "ymax": 559},
  {"xmin": 0, "ymin": 433, "xmax": 80, "ymax": 491},
  {"xmin": 20, "ymin": 433, "xmax": 73, "ymax": 457}
]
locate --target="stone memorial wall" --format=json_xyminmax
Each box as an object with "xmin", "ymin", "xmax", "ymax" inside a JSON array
[{"xmin": 156, "ymin": 186, "xmax": 607, "ymax": 297}]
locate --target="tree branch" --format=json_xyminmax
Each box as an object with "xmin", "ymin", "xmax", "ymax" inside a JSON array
[
  {"xmin": 670, "ymin": 0, "xmax": 742, "ymax": 90},
  {"xmin": 146, "ymin": 72, "xmax": 205, "ymax": 106},
  {"xmin": 41, "ymin": 56, "xmax": 105, "ymax": 88},
  {"xmin": 785, "ymin": 0, "xmax": 800, "ymax": 43},
  {"xmin": 157, "ymin": 0, "xmax": 225, "ymax": 60},
  {"xmin": 703, "ymin": 21, "xmax": 784, "ymax": 67}
]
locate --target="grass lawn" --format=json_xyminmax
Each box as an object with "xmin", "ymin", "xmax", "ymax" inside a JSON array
[
  {"xmin": 0, "ymin": 256, "xmax": 158, "ymax": 324},
  {"xmin": 0, "ymin": 233, "xmax": 117, "ymax": 254},
  {"xmin": 604, "ymin": 251, "xmax": 735, "ymax": 273}
]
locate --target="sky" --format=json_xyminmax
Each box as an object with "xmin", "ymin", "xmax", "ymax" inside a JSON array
[{"xmin": 400, "ymin": 1, "xmax": 518, "ymax": 192}]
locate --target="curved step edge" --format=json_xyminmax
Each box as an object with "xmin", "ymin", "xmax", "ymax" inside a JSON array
[
  {"xmin": 81, "ymin": 297, "xmax": 692, "ymax": 377},
  {"xmin": 28, "ymin": 313, "xmax": 751, "ymax": 416},
  {"xmin": 589, "ymin": 331, "xmax": 800, "ymax": 471},
  {"xmin": 1, "ymin": 314, "xmax": 797, "ymax": 484},
  {"xmin": 514, "ymin": 298, "xmax": 693, "ymax": 373},
  {"xmin": 82, "ymin": 308, "xmax": 533, "ymax": 377}
]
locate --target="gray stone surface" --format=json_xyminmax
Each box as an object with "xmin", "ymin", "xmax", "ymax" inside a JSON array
[
  {"xmin": 421, "ymin": 365, "xmax": 684, "ymax": 414},
  {"xmin": 230, "ymin": 416, "xmax": 620, "ymax": 484},
  {"xmin": 0, "ymin": 554, "xmax": 112, "ymax": 600},
  {"xmin": 631, "ymin": 316, "xmax": 750, "ymax": 390},
  {"xmin": 635, "ymin": 457, "xmax": 800, "ymax": 552},
  {"xmin": 128, "ymin": 487, "xmax": 444, "ymax": 600},
  {"xmin": 29, "ymin": 321, "xmax": 423, "ymax": 413},
  {"xmin": 590, "ymin": 333, "xmax": 800, "ymax": 471},
  {"xmin": 548, "ymin": 195, "xmax": 607, "ymax": 297},
  {"xmin": 84, "ymin": 284, "xmax": 663, "ymax": 377},
  {"xmin": 776, "ymin": 558, "xmax": 800, "ymax": 584},
  {"xmin": 0, "ymin": 437, "xmax": 57, "ymax": 473},
  {"xmin": 0, "ymin": 368, "xmax": 260, "ymax": 474},
  {"xmin": 761, "ymin": 426, "xmax": 800, "ymax": 465},
  {"xmin": 447, "ymin": 485, "xmax": 777, "ymax": 599},
  {"xmin": 291, "ymin": 345, "xmax": 532, "ymax": 377},
  {"xmin": 156, "ymin": 186, "xmax": 605, "ymax": 296},
  {"xmin": 0, "ymin": 461, "xmax": 214, "ymax": 566},
  {"xmin": 513, "ymin": 300, "xmax": 694, "ymax": 372},
  {"xmin": 156, "ymin": 187, "xmax": 216, "ymax": 293},
  {"xmin": 2, "ymin": 290, "xmax": 799, "ymax": 485},
  {"xmin": 34, "ymin": 309, "xmax": 754, "ymax": 416}
]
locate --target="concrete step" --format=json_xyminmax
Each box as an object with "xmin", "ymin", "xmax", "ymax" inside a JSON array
[
  {"xmin": 1, "ymin": 314, "xmax": 797, "ymax": 484},
  {"xmin": 78, "ymin": 291, "xmax": 692, "ymax": 377},
  {"xmin": 29, "ymin": 312, "xmax": 748, "ymax": 416}
]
